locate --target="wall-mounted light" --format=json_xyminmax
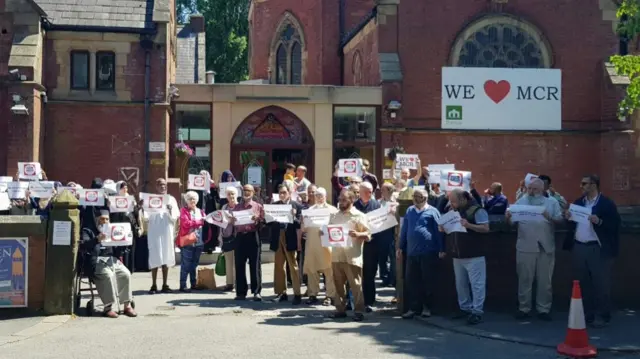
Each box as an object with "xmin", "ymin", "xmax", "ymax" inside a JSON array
[
  {"xmin": 386, "ymin": 100, "xmax": 402, "ymax": 119},
  {"xmin": 11, "ymin": 104, "xmax": 29, "ymax": 116}
]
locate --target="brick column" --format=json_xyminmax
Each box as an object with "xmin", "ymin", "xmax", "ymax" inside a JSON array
[{"xmin": 5, "ymin": 84, "xmax": 43, "ymax": 176}]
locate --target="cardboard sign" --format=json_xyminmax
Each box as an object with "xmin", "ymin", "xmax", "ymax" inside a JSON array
[
  {"xmin": 7, "ymin": 182, "xmax": 29, "ymax": 199},
  {"xmin": 337, "ymin": 159, "xmax": 362, "ymax": 178},
  {"xmin": 18, "ymin": 162, "xmax": 41, "ymax": 180},
  {"xmin": 28, "ymin": 181, "xmax": 55, "ymax": 198},
  {"xmin": 524, "ymin": 173, "xmax": 539, "ymax": 186},
  {"xmin": 188, "ymin": 174, "xmax": 209, "ymax": 191},
  {"xmin": 139, "ymin": 192, "xmax": 167, "ymax": 213},
  {"xmin": 79, "ymin": 189, "xmax": 105, "ymax": 206},
  {"xmin": 440, "ymin": 170, "xmax": 472, "ymax": 191},
  {"xmin": 109, "ymin": 195, "xmax": 135, "ymax": 213},
  {"xmin": 394, "ymin": 154, "xmax": 419, "ymax": 170},
  {"xmin": 428, "ymin": 164, "xmax": 456, "ymax": 184},
  {"xmin": 100, "ymin": 222, "xmax": 133, "ymax": 247},
  {"xmin": 205, "ymin": 210, "xmax": 229, "ymax": 229}
]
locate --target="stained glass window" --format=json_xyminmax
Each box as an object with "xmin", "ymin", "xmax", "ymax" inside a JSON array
[
  {"xmin": 232, "ymin": 106, "xmax": 312, "ymax": 145},
  {"xmin": 271, "ymin": 16, "xmax": 304, "ymax": 84}
]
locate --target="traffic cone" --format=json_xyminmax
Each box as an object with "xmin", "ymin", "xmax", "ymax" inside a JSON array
[{"xmin": 557, "ymin": 280, "xmax": 597, "ymax": 358}]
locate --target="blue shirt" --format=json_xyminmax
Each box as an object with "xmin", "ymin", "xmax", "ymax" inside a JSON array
[{"xmin": 400, "ymin": 205, "xmax": 443, "ymax": 256}]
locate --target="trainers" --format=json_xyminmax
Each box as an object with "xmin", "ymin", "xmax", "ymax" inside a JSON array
[
  {"xmin": 467, "ymin": 314, "xmax": 483, "ymax": 325},
  {"xmin": 402, "ymin": 310, "xmax": 417, "ymax": 319}
]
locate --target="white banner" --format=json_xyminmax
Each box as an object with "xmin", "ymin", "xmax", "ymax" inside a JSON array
[
  {"xmin": 100, "ymin": 222, "xmax": 133, "ymax": 247},
  {"xmin": 321, "ymin": 224, "xmax": 352, "ymax": 248},
  {"xmin": 508, "ymin": 205, "xmax": 545, "ymax": 223},
  {"xmin": 229, "ymin": 209, "xmax": 254, "ymax": 226},
  {"xmin": 58, "ymin": 186, "xmax": 79, "ymax": 196},
  {"xmin": 7, "ymin": 182, "xmax": 29, "ymax": 199},
  {"xmin": 568, "ymin": 204, "xmax": 591, "ymax": 225},
  {"xmin": 205, "ymin": 210, "xmax": 229, "ymax": 229},
  {"xmin": 218, "ymin": 181, "xmax": 243, "ymax": 198},
  {"xmin": 264, "ymin": 204, "xmax": 293, "ymax": 224},
  {"xmin": 78, "ymin": 189, "xmax": 105, "ymax": 207},
  {"xmin": 441, "ymin": 67, "xmax": 562, "ymax": 130},
  {"xmin": 394, "ymin": 154, "xmax": 419, "ymax": 170},
  {"xmin": 18, "ymin": 162, "xmax": 41, "ymax": 180},
  {"xmin": 0, "ymin": 176, "xmax": 13, "ymax": 183},
  {"xmin": 28, "ymin": 181, "xmax": 55, "ymax": 198},
  {"xmin": 302, "ymin": 208, "xmax": 334, "ymax": 228},
  {"xmin": 188, "ymin": 174, "xmax": 209, "ymax": 191},
  {"xmin": 109, "ymin": 195, "xmax": 135, "ymax": 213},
  {"xmin": 337, "ymin": 159, "xmax": 362, "ymax": 178},
  {"xmin": 437, "ymin": 211, "xmax": 467, "ymax": 234},
  {"xmin": 428, "ymin": 164, "xmax": 455, "ymax": 184},
  {"xmin": 0, "ymin": 193, "xmax": 10, "ymax": 211},
  {"xmin": 139, "ymin": 192, "xmax": 167, "ymax": 213},
  {"xmin": 440, "ymin": 170, "xmax": 472, "ymax": 191},
  {"xmin": 366, "ymin": 207, "xmax": 398, "ymax": 234}
]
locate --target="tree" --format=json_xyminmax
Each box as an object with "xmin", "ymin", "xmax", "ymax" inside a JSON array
[
  {"xmin": 610, "ymin": 0, "xmax": 640, "ymax": 119},
  {"xmin": 177, "ymin": 0, "xmax": 249, "ymax": 83}
]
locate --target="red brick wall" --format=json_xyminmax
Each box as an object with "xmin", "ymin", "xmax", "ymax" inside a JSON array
[
  {"xmin": 28, "ymin": 235, "xmax": 46, "ymax": 310},
  {"xmin": 343, "ymin": 20, "xmax": 379, "ymax": 87},
  {"xmin": 0, "ymin": 11, "xmax": 13, "ymax": 174},
  {"xmin": 344, "ymin": 0, "xmax": 375, "ymax": 32}
]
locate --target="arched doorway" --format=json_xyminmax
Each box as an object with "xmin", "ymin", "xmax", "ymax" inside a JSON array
[{"xmin": 230, "ymin": 106, "xmax": 314, "ymax": 196}]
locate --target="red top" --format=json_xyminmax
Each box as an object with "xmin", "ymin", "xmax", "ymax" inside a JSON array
[{"xmin": 178, "ymin": 206, "xmax": 205, "ymax": 237}]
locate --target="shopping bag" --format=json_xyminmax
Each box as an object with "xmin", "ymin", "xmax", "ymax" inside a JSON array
[
  {"xmin": 215, "ymin": 252, "xmax": 226, "ymax": 277},
  {"xmin": 196, "ymin": 267, "xmax": 217, "ymax": 289}
]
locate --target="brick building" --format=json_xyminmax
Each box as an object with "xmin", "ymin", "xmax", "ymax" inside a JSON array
[
  {"xmin": 0, "ymin": 0, "xmax": 205, "ymax": 192},
  {"xmin": 248, "ymin": 0, "xmax": 640, "ymax": 205}
]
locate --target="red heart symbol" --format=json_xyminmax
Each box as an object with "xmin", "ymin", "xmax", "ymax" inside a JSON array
[{"xmin": 484, "ymin": 80, "xmax": 511, "ymax": 104}]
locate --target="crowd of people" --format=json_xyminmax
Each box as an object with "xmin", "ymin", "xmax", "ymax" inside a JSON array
[{"xmin": 0, "ymin": 159, "xmax": 621, "ymax": 328}]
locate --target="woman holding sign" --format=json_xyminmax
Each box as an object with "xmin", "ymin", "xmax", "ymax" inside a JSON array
[{"xmin": 178, "ymin": 191, "xmax": 206, "ymax": 292}]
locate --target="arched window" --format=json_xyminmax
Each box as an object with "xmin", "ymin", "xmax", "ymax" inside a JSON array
[
  {"xmin": 352, "ymin": 51, "xmax": 363, "ymax": 86},
  {"xmin": 270, "ymin": 13, "xmax": 306, "ymax": 84},
  {"xmin": 450, "ymin": 15, "xmax": 552, "ymax": 68}
]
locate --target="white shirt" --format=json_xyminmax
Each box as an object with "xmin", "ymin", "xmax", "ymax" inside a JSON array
[{"xmin": 575, "ymin": 194, "xmax": 600, "ymax": 244}]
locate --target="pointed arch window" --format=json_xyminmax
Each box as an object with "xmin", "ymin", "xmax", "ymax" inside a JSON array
[{"xmin": 271, "ymin": 18, "xmax": 305, "ymax": 84}]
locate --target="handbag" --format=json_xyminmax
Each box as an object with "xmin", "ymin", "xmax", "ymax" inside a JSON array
[
  {"xmin": 176, "ymin": 232, "xmax": 197, "ymax": 248},
  {"xmin": 215, "ymin": 253, "xmax": 226, "ymax": 276},
  {"xmin": 221, "ymin": 235, "xmax": 237, "ymax": 252}
]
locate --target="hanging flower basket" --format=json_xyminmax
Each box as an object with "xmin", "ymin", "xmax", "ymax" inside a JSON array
[
  {"xmin": 387, "ymin": 145, "xmax": 405, "ymax": 161},
  {"xmin": 174, "ymin": 142, "xmax": 194, "ymax": 158}
]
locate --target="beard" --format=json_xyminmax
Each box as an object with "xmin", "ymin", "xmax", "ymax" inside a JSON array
[
  {"xmin": 527, "ymin": 194, "xmax": 545, "ymax": 206},
  {"xmin": 339, "ymin": 203, "xmax": 350, "ymax": 211}
]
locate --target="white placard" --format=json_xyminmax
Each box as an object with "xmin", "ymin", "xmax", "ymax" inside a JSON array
[
  {"xmin": 524, "ymin": 173, "xmax": 539, "ymax": 186},
  {"xmin": 394, "ymin": 154, "xmax": 419, "ymax": 170},
  {"xmin": 568, "ymin": 204, "xmax": 591, "ymax": 225},
  {"xmin": 442, "ymin": 67, "xmax": 561, "ymax": 130},
  {"xmin": 205, "ymin": 210, "xmax": 229, "ymax": 229},
  {"xmin": 28, "ymin": 181, "xmax": 55, "ymax": 198},
  {"xmin": 247, "ymin": 166, "xmax": 262, "ymax": 186},
  {"xmin": 508, "ymin": 204, "xmax": 546, "ymax": 223},
  {"xmin": 229, "ymin": 209, "xmax": 254, "ymax": 226},
  {"xmin": 109, "ymin": 195, "xmax": 135, "ymax": 213},
  {"xmin": 302, "ymin": 208, "xmax": 333, "ymax": 228},
  {"xmin": 366, "ymin": 207, "xmax": 398, "ymax": 234},
  {"xmin": 437, "ymin": 211, "xmax": 467, "ymax": 234},
  {"xmin": 321, "ymin": 224, "xmax": 352, "ymax": 248},
  {"xmin": 383, "ymin": 169, "xmax": 392, "ymax": 180},
  {"xmin": 271, "ymin": 193, "xmax": 279, "ymax": 203},
  {"xmin": 218, "ymin": 181, "xmax": 243, "ymax": 198},
  {"xmin": 428, "ymin": 164, "xmax": 455, "ymax": 184},
  {"xmin": 7, "ymin": 182, "xmax": 29, "ymax": 199},
  {"xmin": 78, "ymin": 189, "xmax": 105, "ymax": 207},
  {"xmin": 18, "ymin": 162, "xmax": 41, "ymax": 180},
  {"xmin": 188, "ymin": 174, "xmax": 209, "ymax": 191},
  {"xmin": 52, "ymin": 221, "xmax": 72, "ymax": 246},
  {"xmin": 148, "ymin": 142, "xmax": 166, "ymax": 152},
  {"xmin": 264, "ymin": 204, "xmax": 293, "ymax": 224},
  {"xmin": 0, "ymin": 192, "xmax": 10, "ymax": 211},
  {"xmin": 440, "ymin": 170, "xmax": 472, "ymax": 191},
  {"xmin": 100, "ymin": 222, "xmax": 133, "ymax": 247},
  {"xmin": 337, "ymin": 158, "xmax": 362, "ymax": 178},
  {"xmin": 0, "ymin": 176, "xmax": 12, "ymax": 183},
  {"xmin": 139, "ymin": 192, "xmax": 167, "ymax": 213}
]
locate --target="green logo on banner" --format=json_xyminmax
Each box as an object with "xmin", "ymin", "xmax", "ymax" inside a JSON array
[{"xmin": 445, "ymin": 105, "xmax": 463, "ymax": 120}]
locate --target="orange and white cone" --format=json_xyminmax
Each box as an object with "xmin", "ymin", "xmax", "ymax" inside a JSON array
[{"xmin": 557, "ymin": 280, "xmax": 597, "ymax": 358}]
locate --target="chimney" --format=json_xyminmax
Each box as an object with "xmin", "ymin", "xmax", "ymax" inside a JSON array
[
  {"xmin": 206, "ymin": 71, "xmax": 215, "ymax": 84},
  {"xmin": 189, "ymin": 14, "xmax": 205, "ymax": 33}
]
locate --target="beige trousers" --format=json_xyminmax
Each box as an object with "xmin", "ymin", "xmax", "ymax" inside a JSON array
[
  {"xmin": 332, "ymin": 262, "xmax": 365, "ymax": 314},
  {"xmin": 306, "ymin": 267, "xmax": 336, "ymax": 298},
  {"xmin": 274, "ymin": 233, "xmax": 301, "ymax": 296},
  {"xmin": 516, "ymin": 250, "xmax": 555, "ymax": 314},
  {"xmin": 94, "ymin": 257, "xmax": 132, "ymax": 309},
  {"xmin": 225, "ymin": 250, "xmax": 236, "ymax": 286}
]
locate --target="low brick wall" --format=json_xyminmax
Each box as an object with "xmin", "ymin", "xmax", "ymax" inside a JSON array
[{"xmin": 0, "ymin": 216, "xmax": 47, "ymax": 311}]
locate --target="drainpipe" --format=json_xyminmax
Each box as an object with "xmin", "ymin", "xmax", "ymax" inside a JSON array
[{"xmin": 141, "ymin": 37, "xmax": 153, "ymax": 191}]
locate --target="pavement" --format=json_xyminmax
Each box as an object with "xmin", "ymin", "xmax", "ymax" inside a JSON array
[{"xmin": 1, "ymin": 261, "xmax": 639, "ymax": 358}]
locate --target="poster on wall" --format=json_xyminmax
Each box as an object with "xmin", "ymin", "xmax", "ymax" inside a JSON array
[
  {"xmin": 441, "ymin": 67, "xmax": 561, "ymax": 130},
  {"xmin": 0, "ymin": 238, "xmax": 28, "ymax": 308}
]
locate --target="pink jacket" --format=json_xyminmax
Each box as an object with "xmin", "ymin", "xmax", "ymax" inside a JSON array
[{"xmin": 178, "ymin": 207, "xmax": 205, "ymax": 237}]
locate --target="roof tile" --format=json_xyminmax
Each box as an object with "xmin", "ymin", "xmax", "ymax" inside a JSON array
[{"xmin": 34, "ymin": 0, "xmax": 155, "ymax": 29}]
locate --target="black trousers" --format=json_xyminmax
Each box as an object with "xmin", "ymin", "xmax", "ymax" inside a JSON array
[
  {"xmin": 405, "ymin": 252, "xmax": 439, "ymax": 313},
  {"xmin": 234, "ymin": 232, "xmax": 262, "ymax": 297},
  {"xmin": 362, "ymin": 241, "xmax": 379, "ymax": 306}
]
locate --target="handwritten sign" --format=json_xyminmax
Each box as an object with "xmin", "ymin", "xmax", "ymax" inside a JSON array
[
  {"xmin": 302, "ymin": 208, "xmax": 334, "ymax": 228},
  {"xmin": 188, "ymin": 174, "xmax": 209, "ymax": 191},
  {"xmin": 437, "ymin": 211, "xmax": 467, "ymax": 234},
  {"xmin": 524, "ymin": 173, "xmax": 539, "ymax": 186},
  {"xmin": 321, "ymin": 224, "xmax": 352, "ymax": 248},
  {"xmin": 205, "ymin": 210, "xmax": 229, "ymax": 229},
  {"xmin": 109, "ymin": 195, "xmax": 135, "ymax": 213},
  {"xmin": 395, "ymin": 154, "xmax": 419, "ymax": 170},
  {"xmin": 18, "ymin": 162, "xmax": 41, "ymax": 180},
  {"xmin": 139, "ymin": 192, "xmax": 167, "ymax": 213},
  {"xmin": 264, "ymin": 204, "xmax": 293, "ymax": 224},
  {"xmin": 366, "ymin": 207, "xmax": 398, "ymax": 234},
  {"xmin": 337, "ymin": 159, "xmax": 362, "ymax": 178},
  {"xmin": 508, "ymin": 205, "xmax": 545, "ymax": 223},
  {"xmin": 28, "ymin": 181, "xmax": 55, "ymax": 198},
  {"xmin": 568, "ymin": 204, "xmax": 591, "ymax": 225},
  {"xmin": 100, "ymin": 222, "xmax": 133, "ymax": 247},
  {"xmin": 428, "ymin": 164, "xmax": 455, "ymax": 184},
  {"xmin": 7, "ymin": 182, "xmax": 29, "ymax": 199},
  {"xmin": 440, "ymin": 170, "xmax": 472, "ymax": 191},
  {"xmin": 78, "ymin": 189, "xmax": 105, "ymax": 207}
]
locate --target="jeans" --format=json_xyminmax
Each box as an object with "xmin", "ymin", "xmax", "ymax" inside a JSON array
[
  {"xmin": 452, "ymin": 256, "xmax": 486, "ymax": 315},
  {"xmin": 180, "ymin": 245, "xmax": 203, "ymax": 289}
]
